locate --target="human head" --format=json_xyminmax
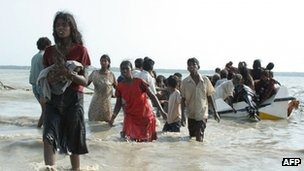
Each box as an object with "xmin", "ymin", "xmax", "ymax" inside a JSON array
[
  {"xmin": 238, "ymin": 61, "xmax": 247, "ymax": 69},
  {"xmin": 238, "ymin": 61, "xmax": 249, "ymax": 75},
  {"xmin": 52, "ymin": 11, "xmax": 83, "ymax": 45},
  {"xmin": 232, "ymin": 74, "xmax": 243, "ymax": 86},
  {"xmin": 173, "ymin": 72, "xmax": 182, "ymax": 79},
  {"xmin": 167, "ymin": 75, "xmax": 178, "ymax": 89},
  {"xmin": 100, "ymin": 54, "xmax": 111, "ymax": 69},
  {"xmin": 187, "ymin": 57, "xmax": 200, "ymax": 69},
  {"xmin": 134, "ymin": 58, "xmax": 144, "ymax": 70},
  {"xmin": 143, "ymin": 57, "xmax": 155, "ymax": 71},
  {"xmin": 36, "ymin": 37, "xmax": 51, "ymax": 50},
  {"xmin": 226, "ymin": 61, "xmax": 233, "ymax": 68},
  {"xmin": 219, "ymin": 69, "xmax": 228, "ymax": 79},
  {"xmin": 253, "ymin": 59, "xmax": 262, "ymax": 69},
  {"xmin": 266, "ymin": 62, "xmax": 274, "ymax": 71},
  {"xmin": 156, "ymin": 75, "xmax": 166, "ymax": 87},
  {"xmin": 215, "ymin": 67, "xmax": 221, "ymax": 74},
  {"xmin": 211, "ymin": 73, "xmax": 220, "ymax": 86},
  {"xmin": 260, "ymin": 70, "xmax": 270, "ymax": 81},
  {"xmin": 120, "ymin": 60, "xmax": 133, "ymax": 78}
]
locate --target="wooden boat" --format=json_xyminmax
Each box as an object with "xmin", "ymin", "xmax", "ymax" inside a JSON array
[{"xmin": 215, "ymin": 85, "xmax": 297, "ymax": 121}]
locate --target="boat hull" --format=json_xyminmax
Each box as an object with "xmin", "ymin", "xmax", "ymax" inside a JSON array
[{"xmin": 216, "ymin": 85, "xmax": 295, "ymax": 120}]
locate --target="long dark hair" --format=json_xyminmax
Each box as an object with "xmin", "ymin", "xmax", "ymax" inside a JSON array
[{"xmin": 52, "ymin": 11, "xmax": 83, "ymax": 45}]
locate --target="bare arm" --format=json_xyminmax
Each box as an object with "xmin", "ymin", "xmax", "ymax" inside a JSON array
[
  {"xmin": 87, "ymin": 80, "xmax": 92, "ymax": 86},
  {"xmin": 208, "ymin": 95, "xmax": 220, "ymax": 123},
  {"xmin": 146, "ymin": 87, "xmax": 167, "ymax": 120},
  {"xmin": 226, "ymin": 96, "xmax": 236, "ymax": 113},
  {"xmin": 71, "ymin": 67, "xmax": 88, "ymax": 86},
  {"xmin": 112, "ymin": 73, "xmax": 118, "ymax": 89},
  {"xmin": 86, "ymin": 71, "xmax": 93, "ymax": 86},
  {"xmin": 181, "ymin": 97, "xmax": 186, "ymax": 126},
  {"xmin": 109, "ymin": 96, "xmax": 122, "ymax": 126}
]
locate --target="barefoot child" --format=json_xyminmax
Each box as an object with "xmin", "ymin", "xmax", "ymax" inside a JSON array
[
  {"xmin": 181, "ymin": 57, "xmax": 220, "ymax": 142},
  {"xmin": 162, "ymin": 75, "xmax": 182, "ymax": 132}
]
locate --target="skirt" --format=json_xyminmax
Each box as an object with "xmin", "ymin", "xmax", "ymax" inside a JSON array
[{"xmin": 43, "ymin": 87, "xmax": 88, "ymax": 155}]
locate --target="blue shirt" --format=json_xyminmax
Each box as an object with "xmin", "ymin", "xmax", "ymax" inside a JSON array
[{"xmin": 29, "ymin": 50, "xmax": 44, "ymax": 85}]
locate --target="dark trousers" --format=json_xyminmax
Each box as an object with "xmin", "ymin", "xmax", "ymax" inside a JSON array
[{"xmin": 188, "ymin": 118, "xmax": 207, "ymax": 142}]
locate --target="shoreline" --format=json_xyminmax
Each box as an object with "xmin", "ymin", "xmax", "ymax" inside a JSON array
[{"xmin": 1, "ymin": 66, "xmax": 304, "ymax": 77}]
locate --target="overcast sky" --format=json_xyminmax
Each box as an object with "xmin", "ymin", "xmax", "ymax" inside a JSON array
[{"xmin": 1, "ymin": 0, "xmax": 303, "ymax": 72}]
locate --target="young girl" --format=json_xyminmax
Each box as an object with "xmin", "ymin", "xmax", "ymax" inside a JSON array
[
  {"xmin": 162, "ymin": 75, "xmax": 182, "ymax": 132},
  {"xmin": 109, "ymin": 60, "xmax": 167, "ymax": 142},
  {"xmin": 42, "ymin": 11, "xmax": 90, "ymax": 170}
]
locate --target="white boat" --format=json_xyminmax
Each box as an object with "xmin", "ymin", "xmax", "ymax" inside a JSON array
[{"xmin": 215, "ymin": 85, "xmax": 297, "ymax": 120}]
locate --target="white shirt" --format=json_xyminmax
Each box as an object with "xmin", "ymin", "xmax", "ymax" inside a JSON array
[
  {"xmin": 167, "ymin": 89, "xmax": 181, "ymax": 124},
  {"xmin": 135, "ymin": 70, "xmax": 157, "ymax": 95},
  {"xmin": 132, "ymin": 69, "xmax": 141, "ymax": 78},
  {"xmin": 214, "ymin": 80, "xmax": 234, "ymax": 100},
  {"xmin": 215, "ymin": 78, "xmax": 228, "ymax": 88}
]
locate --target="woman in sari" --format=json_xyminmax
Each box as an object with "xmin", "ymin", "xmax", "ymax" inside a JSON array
[{"xmin": 109, "ymin": 60, "xmax": 167, "ymax": 142}]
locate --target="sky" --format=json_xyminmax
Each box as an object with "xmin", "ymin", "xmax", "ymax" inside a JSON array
[{"xmin": 0, "ymin": 0, "xmax": 304, "ymax": 72}]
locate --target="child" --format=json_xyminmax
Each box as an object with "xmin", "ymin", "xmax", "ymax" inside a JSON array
[
  {"xmin": 181, "ymin": 58, "xmax": 220, "ymax": 142},
  {"xmin": 37, "ymin": 60, "xmax": 83, "ymax": 101},
  {"xmin": 42, "ymin": 11, "xmax": 90, "ymax": 170},
  {"xmin": 162, "ymin": 75, "xmax": 182, "ymax": 132}
]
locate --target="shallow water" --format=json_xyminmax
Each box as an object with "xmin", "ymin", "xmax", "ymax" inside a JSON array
[{"xmin": 0, "ymin": 69, "xmax": 303, "ymax": 171}]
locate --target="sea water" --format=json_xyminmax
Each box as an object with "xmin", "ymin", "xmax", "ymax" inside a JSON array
[{"xmin": 0, "ymin": 68, "xmax": 303, "ymax": 171}]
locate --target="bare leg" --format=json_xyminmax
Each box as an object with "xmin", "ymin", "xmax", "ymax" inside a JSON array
[
  {"xmin": 195, "ymin": 129, "xmax": 203, "ymax": 142},
  {"xmin": 37, "ymin": 97, "xmax": 46, "ymax": 128},
  {"xmin": 70, "ymin": 154, "xmax": 80, "ymax": 171},
  {"xmin": 37, "ymin": 111, "xmax": 44, "ymax": 128},
  {"xmin": 44, "ymin": 141, "xmax": 55, "ymax": 167},
  {"xmin": 195, "ymin": 121, "xmax": 204, "ymax": 142}
]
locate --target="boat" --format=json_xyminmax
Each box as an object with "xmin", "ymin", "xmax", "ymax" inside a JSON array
[{"xmin": 215, "ymin": 85, "xmax": 297, "ymax": 121}]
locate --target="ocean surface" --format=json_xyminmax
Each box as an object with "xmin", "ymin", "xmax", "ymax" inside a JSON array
[{"xmin": 0, "ymin": 68, "xmax": 303, "ymax": 171}]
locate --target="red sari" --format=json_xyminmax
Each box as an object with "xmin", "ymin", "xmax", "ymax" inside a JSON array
[{"xmin": 115, "ymin": 78, "xmax": 157, "ymax": 142}]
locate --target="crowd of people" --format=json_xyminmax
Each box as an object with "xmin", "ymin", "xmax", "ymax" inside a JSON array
[
  {"xmin": 29, "ymin": 11, "xmax": 280, "ymax": 170},
  {"xmin": 212, "ymin": 60, "xmax": 280, "ymax": 119}
]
